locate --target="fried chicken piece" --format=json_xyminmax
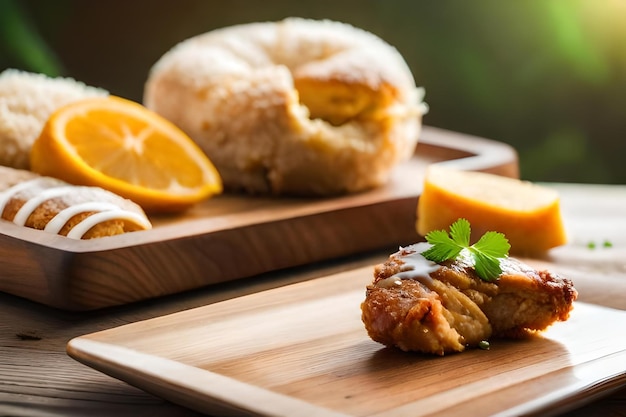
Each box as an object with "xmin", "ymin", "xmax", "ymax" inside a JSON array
[{"xmin": 361, "ymin": 242, "xmax": 577, "ymax": 355}]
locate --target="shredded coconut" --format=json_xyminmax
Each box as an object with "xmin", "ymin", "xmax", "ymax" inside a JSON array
[{"xmin": 0, "ymin": 69, "xmax": 108, "ymax": 169}]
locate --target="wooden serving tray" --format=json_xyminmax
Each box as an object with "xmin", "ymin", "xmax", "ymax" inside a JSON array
[
  {"xmin": 0, "ymin": 127, "xmax": 518, "ymax": 310},
  {"xmin": 67, "ymin": 265, "xmax": 626, "ymax": 417}
]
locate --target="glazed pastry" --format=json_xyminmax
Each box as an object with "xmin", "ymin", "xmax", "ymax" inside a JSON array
[
  {"xmin": 144, "ymin": 17, "xmax": 427, "ymax": 196},
  {"xmin": 0, "ymin": 166, "xmax": 151, "ymax": 239}
]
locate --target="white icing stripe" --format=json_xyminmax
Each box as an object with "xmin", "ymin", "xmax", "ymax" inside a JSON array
[
  {"xmin": 12, "ymin": 186, "xmax": 78, "ymax": 226},
  {"xmin": 44, "ymin": 201, "xmax": 121, "ymax": 234},
  {"xmin": 1, "ymin": 176, "xmax": 151, "ymax": 239},
  {"xmin": 0, "ymin": 178, "xmax": 61, "ymax": 217},
  {"xmin": 66, "ymin": 210, "xmax": 152, "ymax": 239}
]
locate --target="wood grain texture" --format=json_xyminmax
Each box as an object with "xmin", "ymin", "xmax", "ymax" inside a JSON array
[
  {"xmin": 66, "ymin": 267, "xmax": 626, "ymax": 417},
  {"xmin": 2, "ymin": 181, "xmax": 626, "ymax": 417},
  {"xmin": 0, "ymin": 126, "xmax": 518, "ymax": 311}
]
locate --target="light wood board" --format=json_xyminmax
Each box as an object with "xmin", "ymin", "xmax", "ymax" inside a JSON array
[
  {"xmin": 67, "ymin": 264, "xmax": 626, "ymax": 417},
  {"xmin": 0, "ymin": 126, "xmax": 518, "ymax": 310}
]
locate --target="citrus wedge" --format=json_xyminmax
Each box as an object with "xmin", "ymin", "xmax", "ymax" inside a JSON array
[
  {"xmin": 416, "ymin": 165, "xmax": 567, "ymax": 255},
  {"xmin": 30, "ymin": 96, "xmax": 222, "ymax": 212}
]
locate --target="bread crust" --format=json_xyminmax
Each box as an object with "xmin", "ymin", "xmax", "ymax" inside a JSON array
[{"xmin": 144, "ymin": 18, "xmax": 427, "ymax": 195}]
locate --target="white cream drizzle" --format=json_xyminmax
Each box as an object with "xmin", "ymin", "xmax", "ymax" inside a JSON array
[
  {"xmin": 0, "ymin": 177, "xmax": 151, "ymax": 239},
  {"xmin": 375, "ymin": 242, "xmax": 441, "ymax": 288},
  {"xmin": 13, "ymin": 186, "xmax": 78, "ymax": 226},
  {"xmin": 65, "ymin": 210, "xmax": 152, "ymax": 239},
  {"xmin": 0, "ymin": 178, "xmax": 62, "ymax": 216},
  {"xmin": 44, "ymin": 201, "xmax": 122, "ymax": 234}
]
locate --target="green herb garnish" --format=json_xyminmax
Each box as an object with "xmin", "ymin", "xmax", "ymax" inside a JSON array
[
  {"xmin": 421, "ymin": 218, "xmax": 510, "ymax": 282},
  {"xmin": 587, "ymin": 240, "xmax": 613, "ymax": 250}
]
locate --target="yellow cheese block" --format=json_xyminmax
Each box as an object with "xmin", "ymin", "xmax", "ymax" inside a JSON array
[{"xmin": 416, "ymin": 166, "xmax": 567, "ymax": 255}]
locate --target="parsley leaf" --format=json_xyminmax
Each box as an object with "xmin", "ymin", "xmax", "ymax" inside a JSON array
[
  {"xmin": 419, "ymin": 229, "xmax": 463, "ymax": 262},
  {"xmin": 421, "ymin": 218, "xmax": 510, "ymax": 282}
]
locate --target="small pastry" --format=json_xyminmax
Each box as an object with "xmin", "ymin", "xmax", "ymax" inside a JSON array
[{"xmin": 0, "ymin": 166, "xmax": 151, "ymax": 239}]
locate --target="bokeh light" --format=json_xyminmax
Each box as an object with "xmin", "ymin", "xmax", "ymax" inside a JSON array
[{"xmin": 1, "ymin": 0, "xmax": 625, "ymax": 184}]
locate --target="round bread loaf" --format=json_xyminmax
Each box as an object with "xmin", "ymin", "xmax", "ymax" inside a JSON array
[{"xmin": 144, "ymin": 18, "xmax": 427, "ymax": 196}]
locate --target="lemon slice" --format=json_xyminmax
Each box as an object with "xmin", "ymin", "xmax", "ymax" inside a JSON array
[
  {"xmin": 30, "ymin": 96, "xmax": 222, "ymax": 212},
  {"xmin": 417, "ymin": 165, "xmax": 567, "ymax": 255}
]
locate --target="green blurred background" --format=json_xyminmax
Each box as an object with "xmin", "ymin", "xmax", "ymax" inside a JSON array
[{"xmin": 2, "ymin": 0, "xmax": 625, "ymax": 184}]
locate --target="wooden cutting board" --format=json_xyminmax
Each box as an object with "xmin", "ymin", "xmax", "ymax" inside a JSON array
[
  {"xmin": 0, "ymin": 126, "xmax": 518, "ymax": 310},
  {"xmin": 66, "ymin": 265, "xmax": 626, "ymax": 417}
]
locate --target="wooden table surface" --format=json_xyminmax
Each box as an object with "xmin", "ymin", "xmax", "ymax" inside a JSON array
[{"xmin": 1, "ymin": 182, "xmax": 626, "ymax": 417}]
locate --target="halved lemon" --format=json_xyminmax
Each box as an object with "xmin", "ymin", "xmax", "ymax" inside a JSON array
[{"xmin": 30, "ymin": 96, "xmax": 222, "ymax": 212}]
